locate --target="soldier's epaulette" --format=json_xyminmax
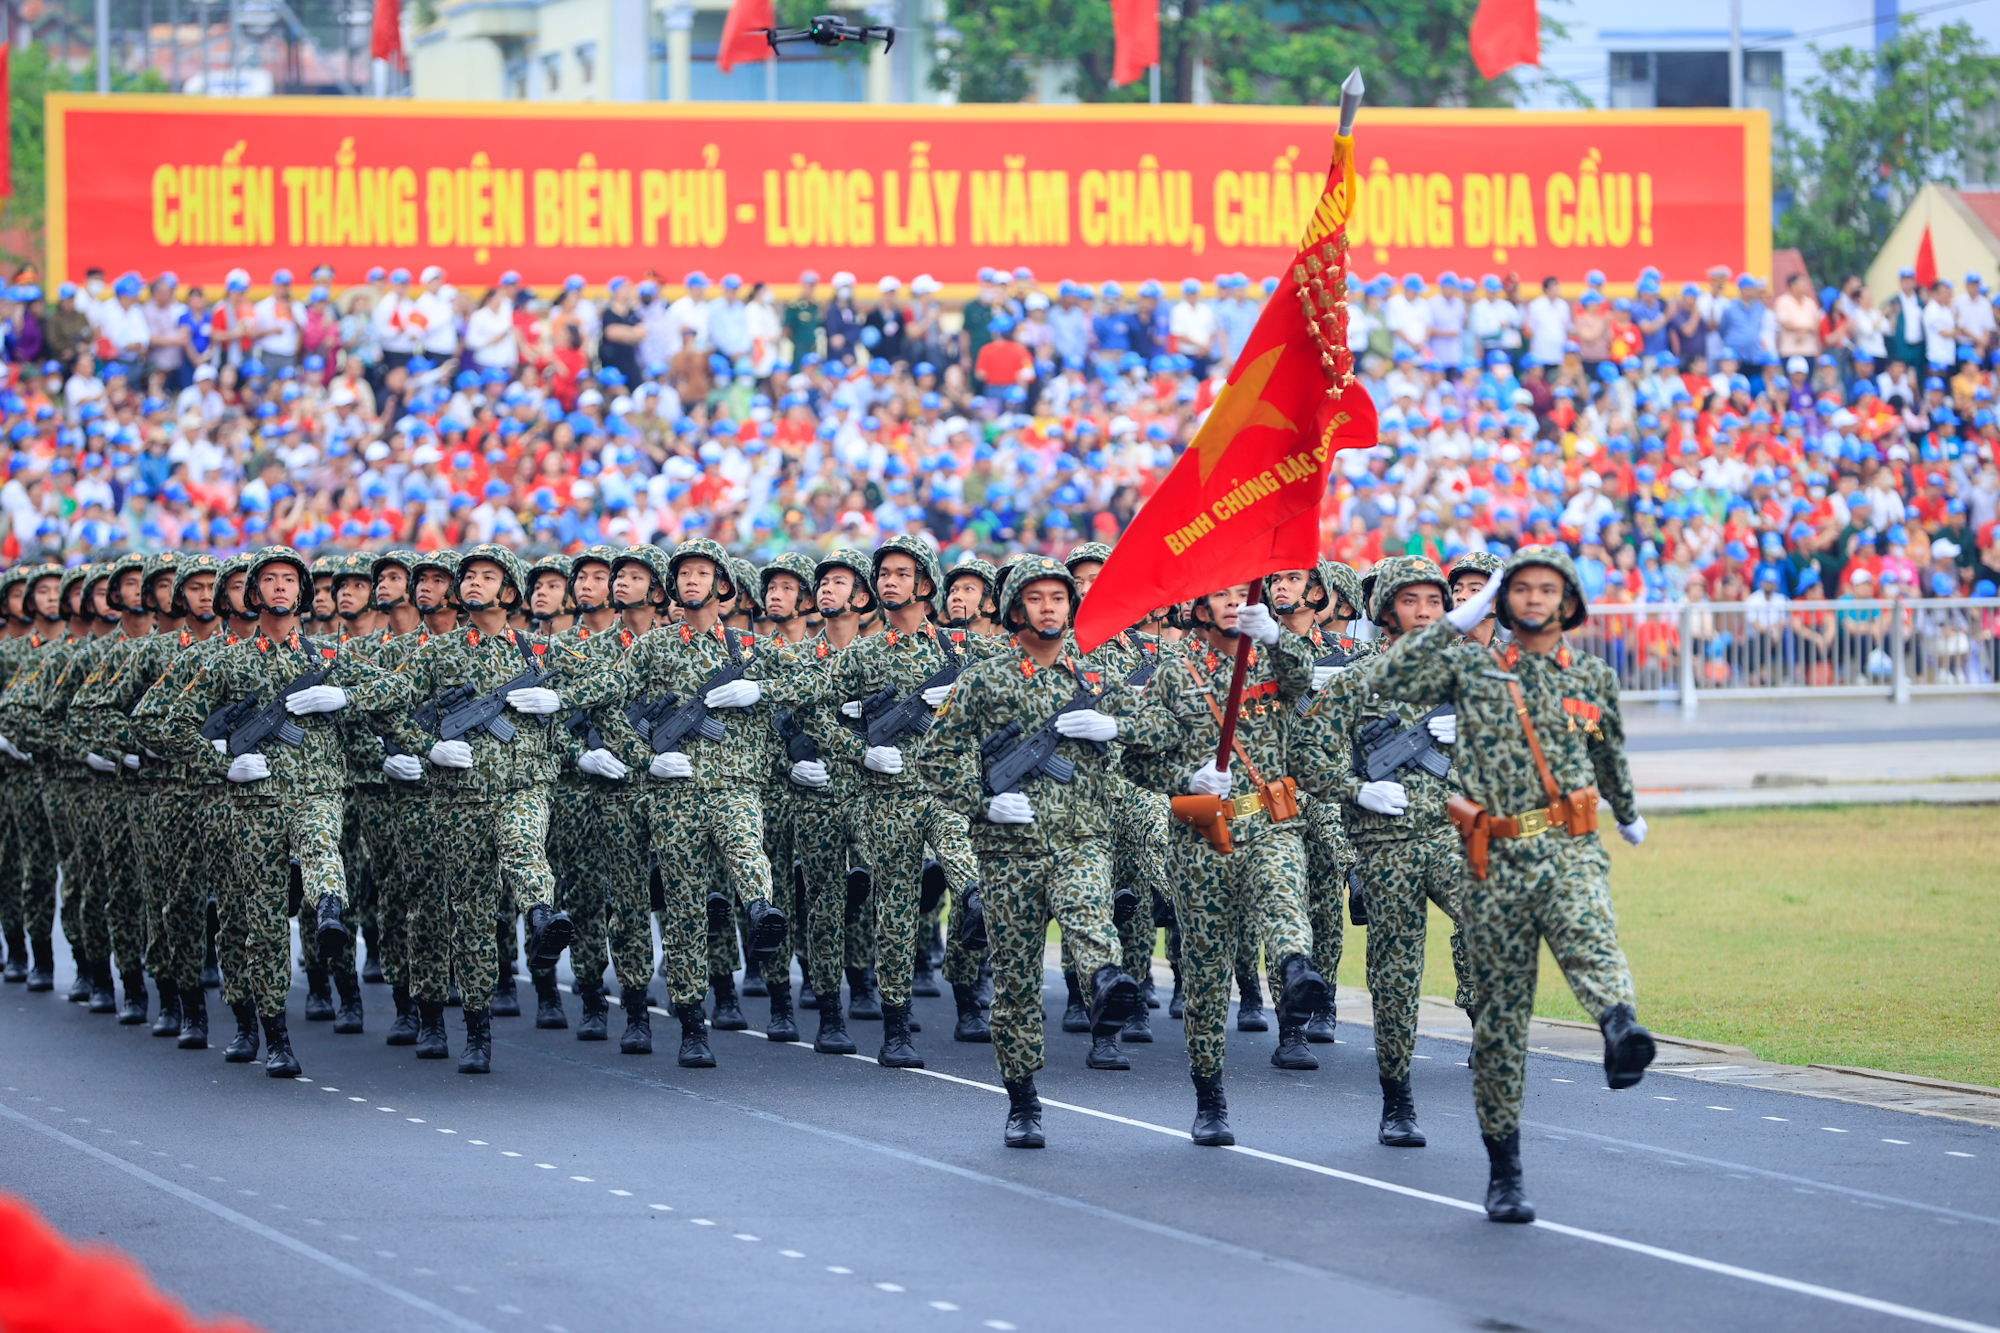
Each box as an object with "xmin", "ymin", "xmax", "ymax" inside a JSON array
[
  {"xmin": 814, "ymin": 641, "xmax": 829, "ymax": 660},
  {"xmin": 178, "ymin": 630, "xmax": 193, "ymax": 647}
]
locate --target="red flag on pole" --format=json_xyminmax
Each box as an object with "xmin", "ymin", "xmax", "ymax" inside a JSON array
[
  {"xmin": 1073, "ymin": 129, "xmax": 1378, "ymax": 653},
  {"xmin": 1913, "ymin": 223, "xmax": 1938, "ymax": 289},
  {"xmin": 369, "ymin": 0, "xmax": 403, "ymax": 68},
  {"xmin": 1110, "ymin": 0, "xmax": 1158, "ymax": 87},
  {"xmin": 0, "ymin": 48, "xmax": 11, "ymax": 199},
  {"xmin": 718, "ymin": 0, "xmax": 776, "ymax": 74},
  {"xmin": 1469, "ymin": 0, "xmax": 1538, "ymax": 79}
]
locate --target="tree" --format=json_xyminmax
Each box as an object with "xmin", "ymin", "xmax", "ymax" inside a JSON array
[
  {"xmin": 1777, "ymin": 18, "xmax": 2000, "ymax": 284},
  {"xmin": 929, "ymin": 0, "xmax": 1564, "ymax": 107}
]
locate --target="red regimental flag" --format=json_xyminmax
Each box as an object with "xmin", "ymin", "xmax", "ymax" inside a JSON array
[
  {"xmin": 717, "ymin": 0, "xmax": 776, "ymax": 74},
  {"xmin": 1073, "ymin": 133, "xmax": 1378, "ymax": 653},
  {"xmin": 369, "ymin": 0, "xmax": 403, "ymax": 68},
  {"xmin": 1469, "ymin": 0, "xmax": 1539, "ymax": 80},
  {"xmin": 1913, "ymin": 223, "xmax": 1938, "ymax": 289},
  {"xmin": 1110, "ymin": 0, "xmax": 1159, "ymax": 88}
]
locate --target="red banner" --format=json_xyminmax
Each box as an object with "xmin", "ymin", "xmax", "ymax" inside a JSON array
[{"xmin": 47, "ymin": 96, "xmax": 1769, "ymax": 295}]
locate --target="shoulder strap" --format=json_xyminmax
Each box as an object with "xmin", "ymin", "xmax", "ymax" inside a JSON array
[
  {"xmin": 1183, "ymin": 656, "xmax": 1268, "ymax": 789},
  {"xmin": 934, "ymin": 623, "xmax": 962, "ymax": 670},
  {"xmin": 1489, "ymin": 647, "xmax": 1561, "ymax": 807}
]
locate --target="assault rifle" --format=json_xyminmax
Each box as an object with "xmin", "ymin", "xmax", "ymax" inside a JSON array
[
  {"xmin": 214, "ymin": 664, "xmax": 330, "ymax": 757},
  {"xmin": 199, "ymin": 697, "xmax": 255, "ymax": 746},
  {"xmin": 980, "ymin": 682, "xmax": 1108, "ymax": 796},
  {"xmin": 842, "ymin": 684, "xmax": 897, "ymax": 736},
  {"xmin": 865, "ymin": 663, "xmax": 959, "ymax": 748},
  {"xmin": 774, "ymin": 709, "xmax": 819, "ymax": 764},
  {"xmin": 1294, "ymin": 639, "xmax": 1369, "ymax": 716},
  {"xmin": 649, "ymin": 657, "xmax": 743, "ymax": 755},
  {"xmin": 436, "ymin": 659, "xmax": 558, "ymax": 744},
  {"xmin": 1354, "ymin": 704, "xmax": 1455, "ymax": 783},
  {"xmin": 1125, "ymin": 650, "xmax": 1161, "ymax": 688},
  {"xmin": 411, "ymin": 684, "xmax": 471, "ymax": 738},
  {"xmin": 563, "ymin": 707, "xmax": 604, "ymax": 754}
]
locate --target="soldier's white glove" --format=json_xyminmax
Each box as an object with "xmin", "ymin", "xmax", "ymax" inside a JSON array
[
  {"xmin": 1053, "ymin": 708, "xmax": 1118, "ymax": 742},
  {"xmin": 863, "ymin": 744, "xmax": 904, "ymax": 774},
  {"xmin": 285, "ymin": 684, "xmax": 348, "ymax": 715},
  {"xmin": 1311, "ymin": 663, "xmax": 1344, "ymax": 690},
  {"xmin": 1427, "ymin": 713, "xmax": 1457, "ymax": 745},
  {"xmin": 986, "ymin": 791, "xmax": 1035, "ymax": 824},
  {"xmin": 225, "ymin": 752, "xmax": 270, "ymax": 783},
  {"xmin": 840, "ymin": 699, "xmax": 866, "ymax": 718},
  {"xmin": 705, "ymin": 679, "xmax": 762, "ymax": 709},
  {"xmin": 1357, "ymin": 780, "xmax": 1409, "ymax": 815},
  {"xmin": 1446, "ymin": 573, "xmax": 1503, "ymax": 633},
  {"xmin": 650, "ymin": 750, "xmax": 693, "ymax": 779},
  {"xmin": 122, "ymin": 753, "xmax": 140, "ymax": 769},
  {"xmin": 383, "ymin": 753, "xmax": 424, "ymax": 782},
  {"xmin": 85, "ymin": 752, "xmax": 116, "ymax": 773},
  {"xmin": 212, "ymin": 738, "xmax": 229, "ymax": 755},
  {"xmin": 789, "ymin": 758, "xmax": 829, "ymax": 787},
  {"xmin": 1618, "ymin": 816, "xmax": 1648, "ymax": 846},
  {"xmin": 1234, "ymin": 601, "xmax": 1281, "ymax": 645},
  {"xmin": 578, "ymin": 747, "xmax": 628, "ymax": 780},
  {"xmin": 428, "ymin": 739, "xmax": 474, "ymax": 769},
  {"xmin": 0, "ymin": 734, "xmax": 24, "ymax": 760},
  {"xmin": 1188, "ymin": 760, "xmax": 1232, "ymax": 797},
  {"xmin": 507, "ymin": 686, "xmax": 561, "ymax": 715},
  {"xmin": 144, "ymin": 748, "xmax": 162, "ymax": 760},
  {"xmin": 921, "ymin": 683, "xmax": 954, "ymax": 707}
]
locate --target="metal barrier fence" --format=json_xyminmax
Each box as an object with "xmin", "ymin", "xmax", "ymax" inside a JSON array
[{"xmin": 1570, "ymin": 598, "xmax": 2000, "ymax": 715}]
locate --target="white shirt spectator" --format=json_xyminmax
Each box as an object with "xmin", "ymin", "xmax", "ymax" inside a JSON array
[
  {"xmin": 1862, "ymin": 476, "xmax": 1906, "ymax": 530},
  {"xmin": 1745, "ymin": 587, "xmax": 1790, "ymax": 630},
  {"xmin": 1922, "ymin": 298, "xmax": 1956, "ymax": 367},
  {"xmin": 465, "ymin": 302, "xmax": 519, "ymax": 370},
  {"xmin": 371, "ymin": 291, "xmax": 420, "ymax": 356},
  {"xmin": 663, "ymin": 294, "xmax": 711, "ymax": 352},
  {"xmin": 251, "ymin": 294, "xmax": 306, "ymax": 359},
  {"xmin": 64, "ymin": 370, "xmax": 105, "ymax": 421},
  {"xmin": 96, "ymin": 299, "xmax": 152, "ymax": 363},
  {"xmin": 1525, "ymin": 294, "xmax": 1571, "ymax": 365},
  {"xmin": 1383, "ymin": 292, "xmax": 1428, "ymax": 353},
  {"xmin": 1169, "ymin": 298, "xmax": 1218, "ymax": 358},
  {"xmin": 1468, "ymin": 295, "xmax": 1522, "ymax": 351},
  {"xmin": 412, "ymin": 286, "xmax": 460, "ymax": 357},
  {"xmin": 1953, "ymin": 291, "xmax": 1995, "ymax": 346},
  {"xmin": 176, "ymin": 382, "xmax": 224, "ymax": 423}
]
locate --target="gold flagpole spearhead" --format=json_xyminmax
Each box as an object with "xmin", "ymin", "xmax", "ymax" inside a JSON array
[{"xmin": 1338, "ymin": 68, "xmax": 1365, "ymax": 138}]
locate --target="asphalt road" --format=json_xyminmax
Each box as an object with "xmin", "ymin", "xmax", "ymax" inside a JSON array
[{"xmin": 3, "ymin": 945, "xmax": 1995, "ymax": 1333}]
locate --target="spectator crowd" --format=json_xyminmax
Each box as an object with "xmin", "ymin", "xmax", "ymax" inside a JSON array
[{"xmin": 0, "ymin": 255, "xmax": 1995, "ymax": 682}]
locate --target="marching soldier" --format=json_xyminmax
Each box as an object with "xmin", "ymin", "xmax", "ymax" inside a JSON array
[
  {"xmin": 0, "ymin": 566, "xmax": 61, "ymax": 991},
  {"xmin": 753, "ymin": 552, "xmax": 820, "ymax": 1016},
  {"xmin": 1446, "ymin": 551, "xmax": 1506, "ymax": 647},
  {"xmin": 1372, "ymin": 549, "xmax": 1654, "ymax": 1222}
]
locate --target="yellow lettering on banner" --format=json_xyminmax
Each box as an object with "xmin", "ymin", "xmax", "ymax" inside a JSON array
[
  {"xmin": 1546, "ymin": 172, "xmax": 1575, "ymax": 248},
  {"xmin": 933, "ymin": 168, "xmax": 960, "ymax": 246},
  {"xmin": 1573, "ymin": 149, "xmax": 1604, "ymax": 248},
  {"xmin": 1268, "ymin": 147, "xmax": 1298, "ymax": 248},
  {"xmin": 1604, "ymin": 170, "xmax": 1633, "ymax": 246},
  {"xmin": 1135, "ymin": 154, "xmax": 1163, "ymax": 245},
  {"xmin": 151, "ymin": 165, "xmax": 179, "ymax": 245},
  {"xmin": 425, "ymin": 167, "xmax": 455, "ymax": 246},
  {"xmin": 1462, "ymin": 172, "xmax": 1491, "ymax": 248},
  {"xmin": 1107, "ymin": 169, "xmax": 1134, "ymax": 246},
  {"xmin": 1240, "ymin": 169, "xmax": 1267, "ymax": 247},
  {"xmin": 576, "ymin": 152, "xmax": 601, "ymax": 247},
  {"xmin": 390, "ymin": 167, "xmax": 418, "ymax": 245},
  {"xmin": 280, "ymin": 165, "xmax": 307, "ymax": 244},
  {"xmin": 1504, "ymin": 172, "xmax": 1536, "ymax": 248},
  {"xmin": 844, "ymin": 170, "xmax": 873, "ymax": 246},
  {"xmin": 644, "ymin": 168, "xmax": 672, "ymax": 246},
  {"xmin": 969, "ymin": 169, "xmax": 1000, "ymax": 247},
  {"xmin": 307, "ymin": 166, "xmax": 333, "ymax": 246},
  {"xmin": 1426, "ymin": 172, "xmax": 1453, "ymax": 246},
  {"xmin": 533, "ymin": 169, "xmax": 562, "ymax": 246},
  {"xmin": 1031, "ymin": 169, "xmax": 1068, "ymax": 246},
  {"xmin": 1212, "ymin": 171, "xmax": 1239, "ymax": 248},
  {"xmin": 331, "ymin": 140, "xmax": 359, "ymax": 246}
]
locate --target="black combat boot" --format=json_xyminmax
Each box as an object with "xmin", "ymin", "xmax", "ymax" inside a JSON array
[
  {"xmin": 332, "ymin": 970, "xmax": 364, "ymax": 1034},
  {"xmin": 877, "ymin": 1001, "xmax": 923, "ymax": 1068},
  {"xmin": 150, "ymin": 978, "xmax": 182, "ymax": 1036},
  {"xmin": 532, "ymin": 969, "xmax": 567, "ymax": 1029},
  {"xmin": 675, "ymin": 1003, "xmax": 715, "ymax": 1067},
  {"xmin": 705, "ymin": 889, "xmax": 733, "ymax": 938},
  {"xmin": 1271, "ymin": 1024, "xmax": 1318, "ymax": 1070},
  {"xmin": 525, "ymin": 904, "xmax": 574, "ymax": 969},
  {"xmin": 26, "ymin": 936, "xmax": 54, "ymax": 992},
  {"xmin": 1234, "ymin": 968, "xmax": 1267, "ymax": 1032},
  {"xmin": 1112, "ymin": 885, "xmax": 1139, "ymax": 926},
  {"xmin": 1378, "ymin": 1075, "xmax": 1426, "ymax": 1147},
  {"xmin": 202, "ymin": 900, "xmax": 221, "ymax": 988},
  {"xmin": 741, "ymin": 957, "xmax": 768, "ymax": 998},
  {"xmin": 117, "ymin": 969, "xmax": 148, "ymax": 1024},
  {"xmin": 974, "ymin": 955, "xmax": 994, "ymax": 1009},
  {"xmin": 798, "ymin": 976, "xmax": 819, "ymax": 1010},
  {"xmin": 1168, "ymin": 960, "xmax": 1184, "ymax": 1020},
  {"xmin": 1190, "ymin": 1073, "xmax": 1234, "ymax": 1146},
  {"xmin": 445, "ymin": 983, "xmax": 462, "ymax": 1006},
  {"xmin": 261, "ymin": 1012, "xmax": 301, "ymax": 1078},
  {"xmin": 1059, "ymin": 972, "xmax": 1090, "ymax": 1033},
  {"xmin": 911, "ymin": 947, "xmax": 940, "ymax": 998},
  {"xmin": 845, "ymin": 966, "xmax": 882, "ymax": 1020},
  {"xmin": 223, "ymin": 1000, "xmax": 259, "ymax": 1062},
  {"xmin": 924, "ymin": 920, "xmax": 945, "ymax": 971},
  {"xmin": 1276, "ymin": 952, "xmax": 1329, "ymax": 1028},
  {"xmin": 765, "ymin": 975, "xmax": 799, "ymax": 1042},
  {"xmin": 1600, "ymin": 1003, "xmax": 1657, "ymax": 1090},
  {"xmin": 1004, "ymin": 1077, "xmax": 1045, "ymax": 1149},
  {"xmin": 814, "ymin": 988, "xmax": 855, "ymax": 1055},
  {"xmin": 303, "ymin": 964, "xmax": 335, "ymax": 1021},
  {"xmin": 3, "ymin": 929, "xmax": 25, "ymax": 983},
  {"xmin": 957, "ymin": 888, "xmax": 988, "ymax": 951},
  {"xmin": 178, "ymin": 988, "xmax": 209, "ymax": 1049},
  {"xmin": 1121, "ymin": 1006, "xmax": 1154, "ymax": 1043},
  {"xmin": 708, "ymin": 973, "xmax": 747, "ymax": 1030},
  {"xmin": 1085, "ymin": 1030, "xmax": 1130, "ymax": 1070},
  {"xmin": 746, "ymin": 898, "xmax": 787, "ymax": 962},
  {"xmin": 1088, "ymin": 964, "xmax": 1141, "ymax": 1034},
  {"xmin": 1304, "ymin": 992, "xmax": 1338, "ymax": 1043},
  {"xmin": 88, "ymin": 958, "xmax": 118, "ymax": 1013},
  {"xmin": 68, "ymin": 954, "xmax": 91, "ymax": 1003},
  {"xmin": 385, "ymin": 985, "xmax": 419, "ymax": 1045},
  {"xmin": 457, "ymin": 1008, "xmax": 491, "ymax": 1074},
  {"xmin": 577, "ymin": 983, "xmax": 610, "ymax": 1041},
  {"xmin": 413, "ymin": 1001, "xmax": 450, "ymax": 1059},
  {"xmin": 1483, "ymin": 1131, "xmax": 1534, "ymax": 1222},
  {"xmin": 360, "ymin": 923, "xmax": 384, "ymax": 984},
  {"xmin": 1141, "ymin": 972, "xmax": 1160, "ymax": 1010},
  {"xmin": 489, "ymin": 919, "xmax": 519, "ymax": 1017},
  {"xmin": 952, "ymin": 983, "xmax": 991, "ymax": 1042},
  {"xmin": 313, "ymin": 894, "xmax": 350, "ymax": 961},
  {"xmin": 620, "ymin": 990, "xmax": 653, "ymax": 1054}
]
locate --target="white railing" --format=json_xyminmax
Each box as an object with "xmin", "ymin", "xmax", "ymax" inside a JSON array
[{"xmin": 1570, "ymin": 598, "xmax": 2000, "ymax": 716}]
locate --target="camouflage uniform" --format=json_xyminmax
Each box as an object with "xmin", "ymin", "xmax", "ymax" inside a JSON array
[
  {"xmin": 754, "ymin": 551, "xmax": 825, "ymax": 992},
  {"xmin": 1367, "ymin": 549, "xmax": 1640, "ymax": 1140},
  {"xmin": 0, "ymin": 566, "xmax": 62, "ymax": 981},
  {"xmin": 1076, "ymin": 619, "xmax": 1171, "ymax": 997}
]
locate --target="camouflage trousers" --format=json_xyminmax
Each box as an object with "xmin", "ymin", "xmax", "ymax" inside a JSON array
[
  {"xmin": 1164, "ymin": 822, "xmax": 1312, "ymax": 1079},
  {"xmin": 648, "ymin": 782, "xmax": 768, "ymax": 1010},
  {"xmin": 343, "ymin": 790, "xmax": 402, "ymax": 981},
  {"xmin": 1060, "ymin": 784, "xmax": 1165, "ymax": 985},
  {"xmin": 1467, "ymin": 838, "xmax": 1636, "ymax": 1137},
  {"xmin": 851, "ymin": 789, "xmax": 986, "ymax": 1009},
  {"xmin": 1357, "ymin": 829, "xmax": 1476, "ymax": 1082},
  {"xmin": 984, "ymin": 844, "xmax": 1119, "ymax": 1085},
  {"xmin": 47, "ymin": 776, "xmax": 97, "ymax": 969},
  {"xmin": 130, "ymin": 785, "xmax": 218, "ymax": 992},
  {"xmin": 751, "ymin": 784, "xmax": 800, "ymax": 982},
  {"xmin": 549, "ymin": 780, "xmax": 653, "ymax": 996},
  {"xmin": 2, "ymin": 769, "xmax": 57, "ymax": 948},
  {"xmin": 409, "ymin": 789, "xmax": 554, "ymax": 1011},
  {"xmin": 225, "ymin": 794, "xmax": 346, "ymax": 1018},
  {"xmin": 793, "ymin": 795, "xmax": 875, "ymax": 999},
  {"xmin": 80, "ymin": 773, "xmax": 146, "ymax": 978}
]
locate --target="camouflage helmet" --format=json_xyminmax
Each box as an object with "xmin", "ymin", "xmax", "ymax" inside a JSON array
[
  {"xmin": 58, "ymin": 563, "xmax": 95, "ymax": 619},
  {"xmin": 1320, "ymin": 559, "xmax": 1365, "ymax": 620},
  {"xmin": 667, "ymin": 536, "xmax": 736, "ymax": 607},
  {"xmin": 871, "ymin": 534, "xmax": 944, "ymax": 609},
  {"xmin": 1494, "ymin": 545, "xmax": 1589, "ymax": 632},
  {"xmin": 999, "ymin": 555, "xmax": 1077, "ymax": 633},
  {"xmin": 1356, "ymin": 567, "xmax": 1382, "ymax": 627},
  {"xmin": 138, "ymin": 550, "xmax": 187, "ymax": 613},
  {"xmin": 568, "ymin": 544, "xmax": 621, "ymax": 608},
  {"xmin": 1446, "ymin": 549, "xmax": 1506, "ymax": 587},
  {"xmin": 759, "ymin": 552, "xmax": 818, "ymax": 612},
  {"xmin": 167, "ymin": 553, "xmax": 222, "ymax": 617},
  {"xmin": 214, "ymin": 553, "xmax": 254, "ymax": 615},
  {"xmin": 728, "ymin": 557, "xmax": 762, "ymax": 613},
  {"xmin": 330, "ymin": 550, "xmax": 377, "ymax": 587},
  {"xmin": 82, "ymin": 560, "xmax": 119, "ymax": 619},
  {"xmin": 16, "ymin": 562, "xmax": 61, "ymax": 622},
  {"xmin": 454, "ymin": 542, "xmax": 530, "ymax": 608},
  {"xmin": 410, "ymin": 549, "xmax": 460, "ymax": 609},
  {"xmin": 943, "ymin": 556, "xmax": 999, "ymax": 610},
  {"xmin": 370, "ymin": 548, "xmax": 417, "ymax": 605},
  {"xmin": 0, "ymin": 564, "xmax": 30, "ymax": 624},
  {"xmin": 1367, "ymin": 554, "xmax": 1450, "ymax": 628},
  {"xmin": 813, "ymin": 547, "xmax": 877, "ymax": 615},
  {"xmin": 528, "ymin": 552, "xmax": 573, "ymax": 594},
  {"xmin": 102, "ymin": 550, "xmax": 148, "ymax": 614},
  {"xmin": 308, "ymin": 553, "xmax": 341, "ymax": 589},
  {"xmin": 1062, "ymin": 541, "xmax": 1113, "ymax": 572},
  {"xmin": 243, "ymin": 545, "xmax": 315, "ymax": 613},
  {"xmin": 610, "ymin": 545, "xmax": 673, "ymax": 610}
]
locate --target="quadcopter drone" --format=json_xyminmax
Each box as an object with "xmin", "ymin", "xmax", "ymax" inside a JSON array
[{"xmin": 764, "ymin": 14, "xmax": 895, "ymax": 52}]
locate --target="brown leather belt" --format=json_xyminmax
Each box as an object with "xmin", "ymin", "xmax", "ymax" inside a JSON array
[{"xmin": 1448, "ymin": 787, "xmax": 1599, "ymax": 879}]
